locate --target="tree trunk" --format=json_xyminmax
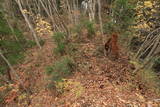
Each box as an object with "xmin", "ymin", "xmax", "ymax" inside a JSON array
[
  {"xmin": 98, "ymin": 0, "xmax": 103, "ymax": 35},
  {"xmin": 0, "ymin": 50, "xmax": 13, "ymax": 81},
  {"xmin": 15, "ymin": 0, "xmax": 41, "ymax": 49}
]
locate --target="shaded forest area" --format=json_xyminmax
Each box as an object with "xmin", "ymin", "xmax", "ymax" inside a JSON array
[{"xmin": 0, "ymin": 0, "xmax": 160, "ymax": 106}]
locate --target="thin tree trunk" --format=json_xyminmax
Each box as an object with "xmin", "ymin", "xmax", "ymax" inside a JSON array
[
  {"xmin": 0, "ymin": 49, "xmax": 29, "ymax": 92},
  {"xmin": 0, "ymin": 50, "xmax": 13, "ymax": 80},
  {"xmin": 7, "ymin": 69, "xmax": 12, "ymax": 80},
  {"xmin": 15, "ymin": 0, "xmax": 41, "ymax": 49},
  {"xmin": 133, "ymin": 58, "xmax": 152, "ymax": 73},
  {"xmin": 47, "ymin": 0, "xmax": 59, "ymax": 31},
  {"xmin": 135, "ymin": 27, "xmax": 160, "ymax": 59},
  {"xmin": 66, "ymin": 0, "xmax": 74, "ymax": 24},
  {"xmin": 5, "ymin": 16, "xmax": 19, "ymax": 41},
  {"xmin": 145, "ymin": 35, "xmax": 160, "ymax": 60},
  {"xmin": 98, "ymin": 0, "xmax": 103, "ymax": 35},
  {"xmin": 52, "ymin": 2, "xmax": 69, "ymax": 36},
  {"xmin": 88, "ymin": 0, "xmax": 95, "ymax": 21}
]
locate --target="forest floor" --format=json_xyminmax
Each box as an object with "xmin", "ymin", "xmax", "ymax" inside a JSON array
[{"xmin": 7, "ymin": 34, "xmax": 160, "ymax": 107}]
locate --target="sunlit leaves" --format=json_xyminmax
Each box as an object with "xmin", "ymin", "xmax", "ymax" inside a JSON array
[
  {"xmin": 35, "ymin": 15, "xmax": 52, "ymax": 37},
  {"xmin": 55, "ymin": 79, "xmax": 84, "ymax": 97},
  {"xmin": 144, "ymin": 1, "xmax": 153, "ymax": 8}
]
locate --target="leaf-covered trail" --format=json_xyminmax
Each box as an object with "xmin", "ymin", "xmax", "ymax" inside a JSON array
[
  {"xmin": 14, "ymin": 37, "xmax": 56, "ymax": 106},
  {"xmin": 10, "ymin": 36, "xmax": 159, "ymax": 107}
]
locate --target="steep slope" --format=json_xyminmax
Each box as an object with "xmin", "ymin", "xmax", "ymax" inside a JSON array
[{"xmin": 6, "ymin": 35, "xmax": 160, "ymax": 107}]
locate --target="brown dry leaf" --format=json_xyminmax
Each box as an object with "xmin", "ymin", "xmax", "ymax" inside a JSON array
[
  {"xmin": 5, "ymin": 90, "xmax": 18, "ymax": 104},
  {"xmin": 0, "ymin": 86, "xmax": 7, "ymax": 91}
]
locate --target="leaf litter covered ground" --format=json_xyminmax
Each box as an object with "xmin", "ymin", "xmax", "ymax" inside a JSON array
[{"xmin": 6, "ymin": 35, "xmax": 160, "ymax": 107}]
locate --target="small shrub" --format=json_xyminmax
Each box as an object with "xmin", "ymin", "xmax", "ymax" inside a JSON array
[
  {"xmin": 55, "ymin": 79, "xmax": 84, "ymax": 96},
  {"xmin": 7, "ymin": 53, "xmax": 24, "ymax": 65},
  {"xmin": 24, "ymin": 40, "xmax": 36, "ymax": 48},
  {"xmin": 66, "ymin": 43, "xmax": 78, "ymax": 56},
  {"xmin": 83, "ymin": 20, "xmax": 95, "ymax": 38},
  {"xmin": 53, "ymin": 32, "xmax": 66, "ymax": 55},
  {"xmin": 53, "ymin": 32, "xmax": 66, "ymax": 44},
  {"xmin": 73, "ymin": 24, "xmax": 83, "ymax": 36},
  {"xmin": 39, "ymin": 39, "xmax": 45, "ymax": 46},
  {"xmin": 72, "ymin": 20, "xmax": 95, "ymax": 39},
  {"xmin": 53, "ymin": 32, "xmax": 77, "ymax": 56},
  {"xmin": 135, "ymin": 69, "xmax": 160, "ymax": 95},
  {"xmin": 54, "ymin": 43, "xmax": 66, "ymax": 55},
  {"xmin": 103, "ymin": 0, "xmax": 135, "ymax": 46},
  {"xmin": 129, "ymin": 61, "xmax": 160, "ymax": 95},
  {"xmin": 103, "ymin": 20, "xmax": 115, "ymax": 35},
  {"xmin": 46, "ymin": 56, "xmax": 75, "ymax": 87},
  {"xmin": 113, "ymin": 0, "xmax": 135, "ymax": 31},
  {"xmin": 0, "ymin": 66, "xmax": 6, "ymax": 75},
  {"xmin": 153, "ymin": 57, "xmax": 160, "ymax": 73}
]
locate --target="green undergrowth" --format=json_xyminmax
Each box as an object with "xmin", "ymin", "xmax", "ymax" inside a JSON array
[
  {"xmin": 153, "ymin": 57, "xmax": 160, "ymax": 73},
  {"xmin": 129, "ymin": 61, "xmax": 160, "ymax": 95},
  {"xmin": 0, "ymin": 38, "xmax": 37, "ymax": 75},
  {"xmin": 73, "ymin": 19, "xmax": 96, "ymax": 38},
  {"xmin": 47, "ymin": 31, "xmax": 78, "ymax": 93},
  {"xmin": 136, "ymin": 69, "xmax": 160, "ymax": 95},
  {"xmin": 0, "ymin": 13, "xmax": 39, "ymax": 76},
  {"xmin": 53, "ymin": 32, "xmax": 77, "ymax": 56},
  {"xmin": 45, "ymin": 56, "xmax": 75, "ymax": 89},
  {"xmin": 53, "ymin": 32, "xmax": 66, "ymax": 55}
]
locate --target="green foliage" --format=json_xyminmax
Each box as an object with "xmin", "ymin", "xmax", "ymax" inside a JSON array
[
  {"xmin": 0, "ymin": 12, "xmax": 11, "ymax": 35},
  {"xmin": 103, "ymin": 16, "xmax": 115, "ymax": 34},
  {"xmin": 0, "ymin": 66, "xmax": 6, "ymax": 75},
  {"xmin": 73, "ymin": 20, "xmax": 95, "ymax": 38},
  {"xmin": 53, "ymin": 32, "xmax": 66, "ymax": 44},
  {"xmin": 103, "ymin": 0, "xmax": 135, "ymax": 35},
  {"xmin": 24, "ymin": 40, "xmax": 37, "ymax": 48},
  {"xmin": 13, "ymin": 29, "xmax": 25, "ymax": 40},
  {"xmin": 1, "ymin": 40, "xmax": 22, "ymax": 53},
  {"xmin": 129, "ymin": 60, "xmax": 160, "ymax": 94},
  {"xmin": 39, "ymin": 39, "xmax": 45, "ymax": 46},
  {"xmin": 56, "ymin": 0, "xmax": 61, "ymax": 11},
  {"xmin": 45, "ymin": 56, "xmax": 75, "ymax": 91},
  {"xmin": 66, "ymin": 43, "xmax": 78, "ymax": 56},
  {"xmin": 136, "ymin": 69, "xmax": 160, "ymax": 94},
  {"xmin": 46, "ymin": 56, "xmax": 75, "ymax": 82},
  {"xmin": 83, "ymin": 20, "xmax": 95, "ymax": 38},
  {"xmin": 54, "ymin": 43, "xmax": 65, "ymax": 55},
  {"xmin": 0, "ymin": 12, "xmax": 38, "ymax": 75},
  {"xmin": 73, "ymin": 24, "xmax": 83, "ymax": 35},
  {"xmin": 0, "ymin": 40, "xmax": 25, "ymax": 74},
  {"xmin": 53, "ymin": 32, "xmax": 77, "ymax": 56},
  {"xmin": 53, "ymin": 32, "xmax": 66, "ymax": 55},
  {"xmin": 0, "ymin": 39, "xmax": 24, "ymax": 74},
  {"xmin": 7, "ymin": 53, "xmax": 24, "ymax": 65},
  {"xmin": 113, "ymin": 0, "xmax": 135, "ymax": 31},
  {"xmin": 0, "ymin": 39, "xmax": 36, "ymax": 67},
  {"xmin": 153, "ymin": 57, "xmax": 160, "ymax": 73}
]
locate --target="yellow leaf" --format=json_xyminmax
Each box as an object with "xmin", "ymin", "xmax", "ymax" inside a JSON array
[{"xmin": 144, "ymin": 1, "xmax": 152, "ymax": 7}]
